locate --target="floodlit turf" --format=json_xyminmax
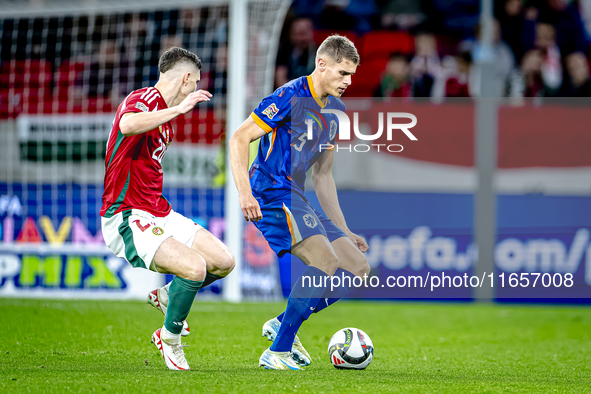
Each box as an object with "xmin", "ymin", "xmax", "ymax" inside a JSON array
[{"xmin": 1, "ymin": 299, "xmax": 590, "ymax": 393}]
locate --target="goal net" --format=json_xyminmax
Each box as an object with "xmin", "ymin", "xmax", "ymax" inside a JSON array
[{"xmin": 0, "ymin": 0, "xmax": 289, "ymax": 301}]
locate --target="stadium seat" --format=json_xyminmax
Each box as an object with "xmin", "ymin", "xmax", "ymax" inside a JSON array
[
  {"xmin": 346, "ymin": 57, "xmax": 389, "ymax": 97},
  {"xmin": 197, "ymin": 71, "xmax": 211, "ymax": 91},
  {"xmin": 85, "ymin": 97, "xmax": 114, "ymax": 113},
  {"xmin": 172, "ymin": 108, "xmax": 224, "ymax": 145},
  {"xmin": 55, "ymin": 61, "xmax": 86, "ymax": 88},
  {"xmin": 361, "ymin": 31, "xmax": 414, "ymax": 60},
  {"xmin": 434, "ymin": 34, "xmax": 460, "ymax": 57},
  {"xmin": 0, "ymin": 87, "xmax": 54, "ymax": 115},
  {"xmin": 0, "ymin": 89, "xmax": 16, "ymax": 119},
  {"xmin": 22, "ymin": 89, "xmax": 52, "ymax": 114},
  {"xmin": 0, "ymin": 60, "xmax": 54, "ymax": 115},
  {"xmin": 0, "ymin": 60, "xmax": 52, "ymax": 90}
]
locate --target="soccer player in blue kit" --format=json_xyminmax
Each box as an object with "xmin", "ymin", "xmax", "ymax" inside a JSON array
[{"xmin": 229, "ymin": 35, "xmax": 370, "ymax": 370}]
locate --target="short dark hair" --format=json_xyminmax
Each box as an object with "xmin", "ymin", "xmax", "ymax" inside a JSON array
[
  {"xmin": 158, "ymin": 47, "xmax": 202, "ymax": 74},
  {"xmin": 317, "ymin": 35, "xmax": 360, "ymax": 65}
]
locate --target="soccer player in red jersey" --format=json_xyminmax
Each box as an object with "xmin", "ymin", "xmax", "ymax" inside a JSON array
[{"xmin": 100, "ymin": 47, "xmax": 235, "ymax": 371}]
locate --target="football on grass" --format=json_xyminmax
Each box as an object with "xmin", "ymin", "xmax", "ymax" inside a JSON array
[{"xmin": 328, "ymin": 327, "xmax": 374, "ymax": 369}]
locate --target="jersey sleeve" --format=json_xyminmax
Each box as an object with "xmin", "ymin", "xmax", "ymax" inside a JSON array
[
  {"xmin": 251, "ymin": 86, "xmax": 294, "ymax": 133},
  {"xmin": 120, "ymin": 88, "xmax": 161, "ymax": 118}
]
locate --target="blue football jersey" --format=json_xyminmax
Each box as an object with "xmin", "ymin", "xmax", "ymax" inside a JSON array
[{"xmin": 250, "ymin": 75, "xmax": 344, "ymax": 196}]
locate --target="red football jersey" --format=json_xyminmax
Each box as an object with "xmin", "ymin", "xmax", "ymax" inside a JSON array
[{"xmin": 100, "ymin": 87, "xmax": 174, "ymax": 218}]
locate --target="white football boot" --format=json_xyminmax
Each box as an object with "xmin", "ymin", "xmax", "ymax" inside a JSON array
[
  {"xmin": 262, "ymin": 317, "xmax": 311, "ymax": 366},
  {"xmin": 259, "ymin": 347, "xmax": 302, "ymax": 370},
  {"xmin": 151, "ymin": 329, "xmax": 190, "ymax": 371},
  {"xmin": 148, "ymin": 287, "xmax": 190, "ymax": 336}
]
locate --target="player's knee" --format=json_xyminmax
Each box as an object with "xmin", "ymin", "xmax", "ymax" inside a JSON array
[
  {"xmin": 217, "ymin": 252, "xmax": 235, "ymax": 277},
  {"xmin": 350, "ymin": 256, "xmax": 371, "ymax": 278},
  {"xmin": 359, "ymin": 261, "xmax": 371, "ymax": 277},
  {"xmin": 322, "ymin": 253, "xmax": 340, "ymax": 275},
  {"xmin": 185, "ymin": 260, "xmax": 207, "ymax": 282}
]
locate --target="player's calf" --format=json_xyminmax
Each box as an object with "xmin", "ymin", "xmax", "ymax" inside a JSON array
[{"xmin": 148, "ymin": 286, "xmax": 191, "ymax": 336}]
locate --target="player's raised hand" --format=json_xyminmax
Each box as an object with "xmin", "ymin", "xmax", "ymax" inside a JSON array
[
  {"xmin": 348, "ymin": 232, "xmax": 369, "ymax": 253},
  {"xmin": 239, "ymin": 193, "xmax": 263, "ymax": 222},
  {"xmin": 177, "ymin": 90, "xmax": 212, "ymax": 114}
]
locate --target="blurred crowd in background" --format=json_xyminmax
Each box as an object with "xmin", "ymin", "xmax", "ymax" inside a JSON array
[
  {"xmin": 277, "ymin": 0, "xmax": 591, "ymax": 98},
  {"xmin": 0, "ymin": 7, "xmax": 229, "ymax": 117},
  {"xmin": 3, "ymin": 0, "xmax": 591, "ymax": 121}
]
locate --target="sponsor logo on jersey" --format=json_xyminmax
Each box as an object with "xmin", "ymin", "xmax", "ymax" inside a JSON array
[
  {"xmin": 303, "ymin": 214, "xmax": 317, "ymax": 228},
  {"xmin": 135, "ymin": 102, "xmax": 149, "ymax": 112},
  {"xmin": 262, "ymin": 103, "xmax": 279, "ymax": 119},
  {"xmin": 152, "ymin": 227, "xmax": 164, "ymax": 235}
]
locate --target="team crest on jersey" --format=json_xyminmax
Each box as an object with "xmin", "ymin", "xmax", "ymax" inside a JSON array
[
  {"xmin": 152, "ymin": 227, "xmax": 164, "ymax": 235},
  {"xmin": 135, "ymin": 102, "xmax": 149, "ymax": 112},
  {"xmin": 329, "ymin": 120, "xmax": 338, "ymax": 141},
  {"xmin": 303, "ymin": 214, "xmax": 318, "ymax": 228},
  {"xmin": 262, "ymin": 103, "xmax": 279, "ymax": 119}
]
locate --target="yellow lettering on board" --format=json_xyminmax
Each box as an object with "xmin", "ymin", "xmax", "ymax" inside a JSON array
[{"xmin": 40, "ymin": 216, "xmax": 72, "ymax": 245}]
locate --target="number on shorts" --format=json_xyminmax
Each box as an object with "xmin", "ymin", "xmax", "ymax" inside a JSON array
[{"xmin": 133, "ymin": 220, "xmax": 151, "ymax": 232}]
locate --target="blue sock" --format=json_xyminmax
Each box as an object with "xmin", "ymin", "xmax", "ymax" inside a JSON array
[
  {"xmin": 314, "ymin": 268, "xmax": 354, "ymax": 314},
  {"xmin": 277, "ymin": 269, "xmax": 354, "ymax": 321},
  {"xmin": 270, "ymin": 266, "xmax": 328, "ymax": 352}
]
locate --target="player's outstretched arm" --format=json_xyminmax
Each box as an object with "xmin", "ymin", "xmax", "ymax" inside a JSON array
[
  {"xmin": 229, "ymin": 117, "xmax": 267, "ymax": 222},
  {"xmin": 119, "ymin": 90, "xmax": 212, "ymax": 136},
  {"xmin": 312, "ymin": 150, "xmax": 369, "ymax": 253}
]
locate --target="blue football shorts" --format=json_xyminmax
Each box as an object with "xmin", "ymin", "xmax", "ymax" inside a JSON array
[{"xmin": 253, "ymin": 188, "xmax": 348, "ymax": 257}]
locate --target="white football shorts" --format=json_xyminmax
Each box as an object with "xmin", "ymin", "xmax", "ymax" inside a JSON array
[{"xmin": 101, "ymin": 209, "xmax": 203, "ymax": 271}]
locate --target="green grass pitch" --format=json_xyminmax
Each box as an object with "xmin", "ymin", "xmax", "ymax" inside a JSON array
[{"xmin": 1, "ymin": 298, "xmax": 590, "ymax": 393}]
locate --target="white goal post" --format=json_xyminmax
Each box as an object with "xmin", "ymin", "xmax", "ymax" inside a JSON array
[
  {"xmin": 0, "ymin": 0, "xmax": 291, "ymax": 302},
  {"xmin": 224, "ymin": 0, "xmax": 291, "ymax": 302}
]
